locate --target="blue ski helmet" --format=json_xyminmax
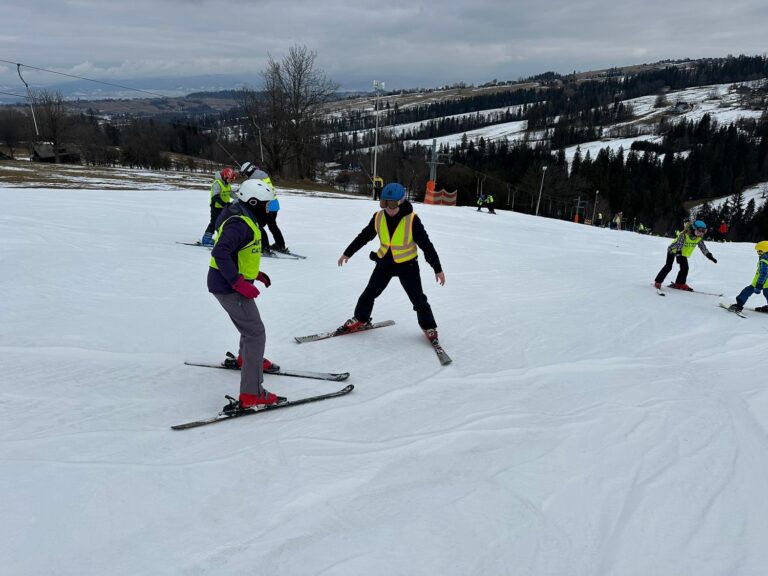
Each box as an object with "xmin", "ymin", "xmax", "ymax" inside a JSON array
[
  {"xmin": 380, "ymin": 183, "xmax": 406, "ymax": 201},
  {"xmin": 692, "ymin": 220, "xmax": 707, "ymax": 230}
]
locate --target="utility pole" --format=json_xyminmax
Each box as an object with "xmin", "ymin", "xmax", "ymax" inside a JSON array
[
  {"xmin": 425, "ymin": 138, "xmax": 450, "ymax": 194},
  {"xmin": 591, "ymin": 189, "xmax": 599, "ymax": 224},
  {"xmin": 535, "ymin": 166, "xmax": 548, "ymax": 216},
  {"xmin": 371, "ymin": 80, "xmax": 385, "ymax": 199}
]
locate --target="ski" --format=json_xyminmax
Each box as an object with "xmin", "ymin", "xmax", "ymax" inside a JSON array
[
  {"xmin": 272, "ymin": 249, "xmax": 307, "ymax": 259},
  {"xmin": 718, "ymin": 302, "xmax": 747, "ymax": 318},
  {"xmin": 177, "ymin": 241, "xmax": 210, "ymax": 249},
  {"xmin": 656, "ymin": 288, "xmax": 665, "ymax": 296},
  {"xmin": 430, "ymin": 340, "xmax": 453, "ymax": 365},
  {"xmin": 184, "ymin": 360, "xmax": 350, "ymax": 382},
  {"xmin": 171, "ymin": 385, "xmax": 354, "ymax": 430},
  {"xmin": 295, "ymin": 320, "xmax": 396, "ymax": 344},
  {"xmin": 177, "ymin": 242, "xmax": 301, "ymax": 260},
  {"xmin": 667, "ymin": 283, "xmax": 723, "ymax": 297},
  {"xmin": 263, "ymin": 251, "xmax": 302, "ymax": 260}
]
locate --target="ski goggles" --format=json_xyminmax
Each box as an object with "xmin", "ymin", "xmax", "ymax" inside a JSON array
[{"xmin": 380, "ymin": 199, "xmax": 400, "ymax": 209}]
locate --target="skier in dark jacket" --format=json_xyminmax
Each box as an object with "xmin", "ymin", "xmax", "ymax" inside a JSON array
[
  {"xmin": 337, "ymin": 182, "xmax": 446, "ymax": 344},
  {"xmin": 208, "ymin": 178, "xmax": 286, "ymax": 412}
]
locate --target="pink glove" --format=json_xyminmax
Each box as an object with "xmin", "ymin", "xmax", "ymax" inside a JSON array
[
  {"xmin": 256, "ymin": 271, "xmax": 271, "ymax": 287},
  {"xmin": 233, "ymin": 275, "xmax": 260, "ymax": 299}
]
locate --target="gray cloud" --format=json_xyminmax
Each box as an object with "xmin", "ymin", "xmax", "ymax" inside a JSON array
[{"xmin": 1, "ymin": 0, "xmax": 766, "ymax": 95}]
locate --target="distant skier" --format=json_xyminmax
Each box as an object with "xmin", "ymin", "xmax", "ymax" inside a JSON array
[
  {"xmin": 717, "ymin": 221, "xmax": 728, "ymax": 242},
  {"xmin": 477, "ymin": 193, "xmax": 496, "ymax": 214},
  {"xmin": 201, "ymin": 167, "xmax": 236, "ymax": 247},
  {"xmin": 208, "ymin": 178, "xmax": 285, "ymax": 411},
  {"xmin": 240, "ymin": 162, "xmax": 289, "ymax": 255},
  {"xmin": 727, "ymin": 241, "xmax": 768, "ymax": 313},
  {"xmin": 653, "ymin": 219, "xmax": 717, "ymax": 291},
  {"xmin": 337, "ymin": 182, "xmax": 446, "ymax": 344}
]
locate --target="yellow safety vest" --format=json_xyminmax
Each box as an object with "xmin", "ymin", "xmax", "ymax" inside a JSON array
[
  {"xmin": 677, "ymin": 232, "xmax": 703, "ymax": 257},
  {"xmin": 209, "ymin": 215, "xmax": 262, "ymax": 279},
  {"xmin": 210, "ymin": 178, "xmax": 232, "ymax": 208},
  {"xmin": 752, "ymin": 255, "xmax": 768, "ymax": 288},
  {"xmin": 375, "ymin": 211, "xmax": 417, "ymax": 263}
]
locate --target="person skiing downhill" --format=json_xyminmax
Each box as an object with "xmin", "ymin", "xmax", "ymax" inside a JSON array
[
  {"xmin": 201, "ymin": 167, "xmax": 237, "ymax": 247},
  {"xmin": 337, "ymin": 182, "xmax": 446, "ymax": 344},
  {"xmin": 208, "ymin": 178, "xmax": 286, "ymax": 411},
  {"xmin": 727, "ymin": 241, "xmax": 768, "ymax": 313},
  {"xmin": 653, "ymin": 219, "xmax": 717, "ymax": 291}
]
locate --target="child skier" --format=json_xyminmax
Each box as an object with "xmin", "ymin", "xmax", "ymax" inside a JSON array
[
  {"xmin": 654, "ymin": 220, "xmax": 717, "ymax": 291},
  {"xmin": 201, "ymin": 167, "xmax": 236, "ymax": 247},
  {"xmin": 208, "ymin": 178, "xmax": 286, "ymax": 412},
  {"xmin": 727, "ymin": 241, "xmax": 768, "ymax": 313},
  {"xmin": 337, "ymin": 182, "xmax": 446, "ymax": 344}
]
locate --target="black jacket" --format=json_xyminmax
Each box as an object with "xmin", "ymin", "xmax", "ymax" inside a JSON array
[{"xmin": 343, "ymin": 201, "xmax": 443, "ymax": 274}]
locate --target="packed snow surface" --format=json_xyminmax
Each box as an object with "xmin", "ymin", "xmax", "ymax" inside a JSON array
[{"xmin": 2, "ymin": 184, "xmax": 768, "ymax": 575}]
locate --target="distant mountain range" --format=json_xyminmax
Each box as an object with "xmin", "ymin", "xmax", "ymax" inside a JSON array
[{"xmin": 0, "ymin": 74, "xmax": 261, "ymax": 105}]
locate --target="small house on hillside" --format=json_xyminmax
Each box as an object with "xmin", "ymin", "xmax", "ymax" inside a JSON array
[
  {"xmin": 31, "ymin": 143, "xmax": 81, "ymax": 164},
  {"xmin": 669, "ymin": 101, "xmax": 693, "ymax": 115}
]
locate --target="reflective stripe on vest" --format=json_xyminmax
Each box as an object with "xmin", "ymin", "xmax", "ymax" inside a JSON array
[
  {"xmin": 752, "ymin": 255, "xmax": 768, "ymax": 288},
  {"xmin": 375, "ymin": 211, "xmax": 417, "ymax": 263},
  {"xmin": 210, "ymin": 178, "xmax": 232, "ymax": 208},
  {"xmin": 679, "ymin": 232, "xmax": 702, "ymax": 257},
  {"xmin": 209, "ymin": 215, "xmax": 262, "ymax": 279}
]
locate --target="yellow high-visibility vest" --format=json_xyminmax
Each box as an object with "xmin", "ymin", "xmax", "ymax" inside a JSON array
[
  {"xmin": 375, "ymin": 211, "xmax": 417, "ymax": 263},
  {"xmin": 209, "ymin": 215, "xmax": 262, "ymax": 279}
]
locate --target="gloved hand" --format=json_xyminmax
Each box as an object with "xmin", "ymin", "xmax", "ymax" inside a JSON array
[
  {"xmin": 256, "ymin": 271, "xmax": 271, "ymax": 287},
  {"xmin": 233, "ymin": 275, "xmax": 260, "ymax": 299},
  {"xmin": 707, "ymin": 254, "xmax": 717, "ymax": 263},
  {"xmin": 754, "ymin": 285, "xmax": 762, "ymax": 294}
]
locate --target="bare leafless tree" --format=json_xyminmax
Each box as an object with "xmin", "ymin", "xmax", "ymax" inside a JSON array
[
  {"xmin": 35, "ymin": 89, "xmax": 72, "ymax": 163},
  {"xmin": 237, "ymin": 45, "xmax": 338, "ymax": 179}
]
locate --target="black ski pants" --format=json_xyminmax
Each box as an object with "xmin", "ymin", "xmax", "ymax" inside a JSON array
[
  {"xmin": 266, "ymin": 212, "xmax": 286, "ymax": 249},
  {"xmin": 655, "ymin": 252, "xmax": 689, "ymax": 284},
  {"xmin": 354, "ymin": 259, "xmax": 437, "ymax": 330},
  {"xmin": 205, "ymin": 205, "xmax": 224, "ymax": 234}
]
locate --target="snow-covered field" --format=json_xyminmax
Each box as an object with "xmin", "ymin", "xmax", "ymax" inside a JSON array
[{"xmin": 2, "ymin": 183, "xmax": 768, "ymax": 575}]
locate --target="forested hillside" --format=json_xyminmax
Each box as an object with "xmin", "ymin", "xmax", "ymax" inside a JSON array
[{"xmin": 2, "ymin": 54, "xmax": 767, "ymax": 238}]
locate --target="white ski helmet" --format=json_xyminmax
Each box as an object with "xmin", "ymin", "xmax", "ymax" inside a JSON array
[
  {"xmin": 239, "ymin": 161, "xmax": 256, "ymax": 177},
  {"xmin": 238, "ymin": 178, "xmax": 274, "ymax": 203}
]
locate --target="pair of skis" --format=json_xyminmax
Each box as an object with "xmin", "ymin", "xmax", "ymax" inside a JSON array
[
  {"xmin": 294, "ymin": 320, "xmax": 453, "ymax": 366},
  {"xmin": 176, "ymin": 241, "xmax": 306, "ymax": 260},
  {"xmin": 718, "ymin": 303, "xmax": 768, "ymax": 319},
  {"xmin": 655, "ymin": 283, "xmax": 723, "ymax": 297}
]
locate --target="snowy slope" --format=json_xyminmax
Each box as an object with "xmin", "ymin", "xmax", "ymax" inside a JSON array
[{"xmin": 2, "ymin": 185, "xmax": 768, "ymax": 576}]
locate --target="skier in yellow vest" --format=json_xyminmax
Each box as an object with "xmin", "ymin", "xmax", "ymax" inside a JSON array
[
  {"xmin": 337, "ymin": 182, "xmax": 446, "ymax": 344},
  {"xmin": 201, "ymin": 167, "xmax": 236, "ymax": 247},
  {"xmin": 208, "ymin": 178, "xmax": 286, "ymax": 412},
  {"xmin": 653, "ymin": 219, "xmax": 717, "ymax": 291}
]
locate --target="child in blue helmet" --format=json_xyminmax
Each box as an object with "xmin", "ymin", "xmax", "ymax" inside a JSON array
[
  {"xmin": 653, "ymin": 219, "xmax": 717, "ymax": 291},
  {"xmin": 337, "ymin": 182, "xmax": 446, "ymax": 344},
  {"xmin": 728, "ymin": 241, "xmax": 768, "ymax": 313}
]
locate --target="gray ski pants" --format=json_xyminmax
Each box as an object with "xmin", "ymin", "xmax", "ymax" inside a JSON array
[{"xmin": 213, "ymin": 292, "xmax": 266, "ymax": 396}]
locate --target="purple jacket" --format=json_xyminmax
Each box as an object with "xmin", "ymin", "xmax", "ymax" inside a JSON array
[{"xmin": 207, "ymin": 203, "xmax": 262, "ymax": 294}]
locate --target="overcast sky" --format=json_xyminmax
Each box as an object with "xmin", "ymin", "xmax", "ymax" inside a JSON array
[{"xmin": 2, "ymin": 0, "xmax": 767, "ymax": 96}]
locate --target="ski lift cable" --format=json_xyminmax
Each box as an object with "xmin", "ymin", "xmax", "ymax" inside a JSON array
[{"xmin": 1, "ymin": 59, "xmax": 169, "ymax": 99}]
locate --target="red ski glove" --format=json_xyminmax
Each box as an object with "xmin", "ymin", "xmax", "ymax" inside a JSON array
[
  {"xmin": 233, "ymin": 275, "xmax": 261, "ymax": 299},
  {"xmin": 256, "ymin": 271, "xmax": 271, "ymax": 287}
]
